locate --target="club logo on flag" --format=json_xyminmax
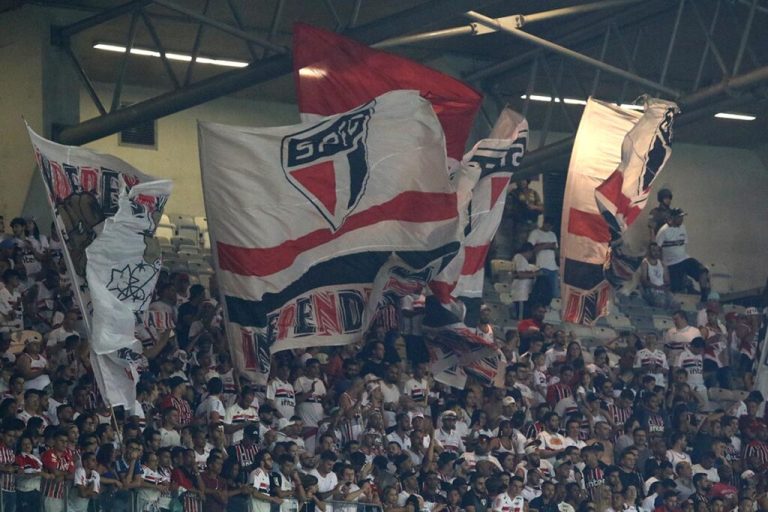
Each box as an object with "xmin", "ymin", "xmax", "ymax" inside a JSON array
[{"xmin": 282, "ymin": 104, "xmax": 373, "ymax": 231}]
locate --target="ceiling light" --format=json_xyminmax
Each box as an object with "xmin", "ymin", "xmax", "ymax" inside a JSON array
[
  {"xmin": 714, "ymin": 112, "xmax": 756, "ymax": 121},
  {"xmin": 521, "ymin": 94, "xmax": 587, "ymax": 105},
  {"xmin": 619, "ymin": 104, "xmax": 644, "ymax": 111},
  {"xmin": 92, "ymin": 42, "xmax": 249, "ymax": 68}
]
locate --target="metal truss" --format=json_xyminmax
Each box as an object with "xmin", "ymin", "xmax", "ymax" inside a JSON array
[
  {"xmin": 52, "ymin": 0, "xmax": 495, "ymax": 145},
  {"xmin": 52, "ymin": 0, "xmax": 768, "ymax": 159}
]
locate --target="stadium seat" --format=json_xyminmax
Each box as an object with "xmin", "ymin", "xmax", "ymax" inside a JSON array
[
  {"xmin": 567, "ymin": 324, "xmax": 596, "ymax": 341},
  {"xmin": 499, "ymin": 292, "xmax": 514, "ymax": 305},
  {"xmin": 594, "ymin": 326, "xmax": 618, "ymax": 340},
  {"xmin": 494, "ymin": 283, "xmax": 510, "ymax": 294},
  {"xmin": 160, "ymin": 213, "xmax": 172, "ymax": 226},
  {"xmin": 490, "ymin": 259, "xmax": 514, "ymax": 281},
  {"xmin": 156, "ymin": 225, "xmax": 175, "ymax": 241},
  {"xmin": 544, "ymin": 309, "xmax": 561, "ymax": 325},
  {"xmin": 722, "ymin": 304, "xmax": 746, "ymax": 315},
  {"xmin": 707, "ymin": 262, "xmax": 734, "ymax": 294},
  {"xmin": 674, "ymin": 294, "xmax": 699, "ymax": 312},
  {"xmin": 201, "ymin": 231, "xmax": 212, "ymax": 251},
  {"xmin": 194, "ymin": 216, "xmax": 208, "ymax": 233},
  {"xmin": 173, "ymin": 237, "xmax": 198, "ymax": 251},
  {"xmin": 606, "ymin": 314, "xmax": 632, "ymax": 330},
  {"xmin": 174, "ymin": 214, "xmax": 197, "ymax": 230},
  {"xmin": 550, "ymin": 298, "xmax": 562, "ymax": 311},
  {"xmin": 652, "ymin": 315, "xmax": 674, "ymax": 331}
]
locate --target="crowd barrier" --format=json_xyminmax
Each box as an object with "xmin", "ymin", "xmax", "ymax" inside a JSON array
[{"xmin": 0, "ymin": 488, "xmax": 384, "ymax": 512}]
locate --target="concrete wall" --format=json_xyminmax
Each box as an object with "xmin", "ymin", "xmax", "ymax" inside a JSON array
[
  {"xmin": 657, "ymin": 143, "xmax": 768, "ymax": 291},
  {"xmin": 81, "ymin": 85, "xmax": 299, "ymax": 217}
]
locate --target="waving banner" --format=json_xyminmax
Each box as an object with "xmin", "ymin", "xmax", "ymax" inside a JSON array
[
  {"xmin": 560, "ymin": 98, "xmax": 678, "ymax": 324},
  {"xmin": 200, "ymin": 91, "xmax": 461, "ymax": 385},
  {"xmin": 28, "ymin": 126, "xmax": 171, "ymax": 409},
  {"xmin": 292, "ymin": 23, "xmax": 482, "ymax": 162}
]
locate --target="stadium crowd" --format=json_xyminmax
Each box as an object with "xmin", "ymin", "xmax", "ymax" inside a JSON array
[{"xmin": 0, "ymin": 201, "xmax": 767, "ymax": 512}]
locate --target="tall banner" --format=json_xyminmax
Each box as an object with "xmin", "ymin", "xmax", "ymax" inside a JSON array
[
  {"xmin": 28, "ymin": 127, "xmax": 171, "ymax": 409},
  {"xmin": 560, "ymin": 98, "xmax": 678, "ymax": 324},
  {"xmin": 430, "ymin": 107, "xmax": 529, "ymax": 303},
  {"xmin": 200, "ymin": 91, "xmax": 461, "ymax": 385},
  {"xmin": 292, "ymin": 23, "xmax": 482, "ymax": 162}
]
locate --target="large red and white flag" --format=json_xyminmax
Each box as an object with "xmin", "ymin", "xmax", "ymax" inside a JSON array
[
  {"xmin": 430, "ymin": 108, "xmax": 528, "ymax": 304},
  {"xmin": 28, "ymin": 126, "xmax": 171, "ymax": 410},
  {"xmin": 561, "ymin": 98, "xmax": 678, "ymax": 324},
  {"xmin": 200, "ymin": 91, "xmax": 461, "ymax": 385},
  {"xmin": 292, "ymin": 23, "xmax": 482, "ymax": 162}
]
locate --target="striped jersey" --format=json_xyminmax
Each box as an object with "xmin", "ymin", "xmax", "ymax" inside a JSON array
[
  {"xmin": 41, "ymin": 448, "xmax": 75, "ymax": 499},
  {"xmin": 0, "ymin": 443, "xmax": 15, "ymax": 491}
]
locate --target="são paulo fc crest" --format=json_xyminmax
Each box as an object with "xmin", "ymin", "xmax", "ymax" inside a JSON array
[{"xmin": 282, "ymin": 103, "xmax": 373, "ymax": 231}]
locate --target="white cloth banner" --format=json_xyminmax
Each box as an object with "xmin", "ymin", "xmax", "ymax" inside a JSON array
[
  {"xmin": 199, "ymin": 90, "xmax": 462, "ymax": 384},
  {"xmin": 28, "ymin": 126, "xmax": 171, "ymax": 409},
  {"xmin": 560, "ymin": 98, "xmax": 678, "ymax": 324}
]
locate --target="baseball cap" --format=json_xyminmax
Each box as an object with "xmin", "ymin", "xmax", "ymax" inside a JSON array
[
  {"xmin": 669, "ymin": 208, "xmax": 686, "ymax": 217},
  {"xmin": 244, "ymin": 424, "xmax": 260, "ymax": 438},
  {"xmin": 502, "ymin": 396, "xmax": 516, "ymax": 406},
  {"xmin": 441, "ymin": 410, "xmax": 457, "ymax": 420}
]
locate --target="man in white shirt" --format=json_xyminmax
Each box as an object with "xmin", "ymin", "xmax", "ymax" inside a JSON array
[
  {"xmin": 379, "ymin": 364, "xmax": 402, "ymax": 428},
  {"xmin": 536, "ymin": 412, "xmax": 567, "ymax": 461},
  {"xmin": 655, "ymin": 209, "xmax": 710, "ymax": 300},
  {"xmin": 664, "ymin": 310, "xmax": 699, "ymax": 360},
  {"xmin": 673, "ymin": 337, "xmax": 708, "ymax": 408},
  {"xmin": 435, "ymin": 410, "xmax": 465, "ymax": 454},
  {"xmin": 528, "ymin": 217, "xmax": 559, "ymax": 300},
  {"xmin": 224, "ymin": 386, "xmax": 259, "ymax": 444},
  {"xmin": 266, "ymin": 363, "xmax": 296, "ymax": 420},
  {"xmin": 0, "ymin": 269, "xmax": 23, "ymax": 333},
  {"xmin": 634, "ymin": 332, "xmax": 669, "ymax": 388},
  {"xmin": 309, "ymin": 450, "xmax": 340, "ymax": 501},
  {"xmin": 46, "ymin": 310, "xmax": 79, "ymax": 353},
  {"xmin": 508, "ymin": 243, "xmax": 539, "ymax": 319}
]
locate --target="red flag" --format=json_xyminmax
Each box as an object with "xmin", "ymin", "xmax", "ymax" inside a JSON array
[{"xmin": 292, "ymin": 23, "xmax": 482, "ymax": 161}]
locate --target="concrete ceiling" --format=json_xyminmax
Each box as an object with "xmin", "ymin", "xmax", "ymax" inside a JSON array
[{"xmin": 18, "ymin": 0, "xmax": 768, "ymax": 150}]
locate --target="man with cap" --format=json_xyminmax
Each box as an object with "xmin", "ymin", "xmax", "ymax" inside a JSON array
[
  {"xmin": 397, "ymin": 468, "xmax": 422, "ymax": 506},
  {"xmin": 435, "ymin": 410, "xmax": 464, "ymax": 454},
  {"xmin": 475, "ymin": 304, "xmax": 495, "ymax": 344},
  {"xmin": 648, "ymin": 188, "xmax": 674, "ymax": 237},
  {"xmin": 655, "ymin": 208, "xmax": 710, "ymax": 300},
  {"xmin": 672, "ymin": 337, "xmax": 708, "ymax": 409}
]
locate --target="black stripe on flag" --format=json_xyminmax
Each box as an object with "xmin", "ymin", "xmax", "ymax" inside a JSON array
[
  {"xmin": 226, "ymin": 243, "xmax": 459, "ymax": 327},
  {"xmin": 563, "ymin": 258, "xmax": 604, "ymax": 291}
]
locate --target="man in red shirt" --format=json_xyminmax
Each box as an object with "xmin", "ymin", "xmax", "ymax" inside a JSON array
[
  {"xmin": 172, "ymin": 448, "xmax": 205, "ymax": 512},
  {"xmin": 0, "ymin": 419, "xmax": 22, "ymax": 512},
  {"xmin": 517, "ymin": 304, "xmax": 546, "ymax": 334},
  {"xmin": 41, "ymin": 428, "xmax": 75, "ymax": 512},
  {"xmin": 161, "ymin": 377, "xmax": 193, "ymax": 427}
]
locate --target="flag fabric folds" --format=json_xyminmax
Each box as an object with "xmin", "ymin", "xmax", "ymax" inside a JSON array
[
  {"xmin": 292, "ymin": 23, "xmax": 482, "ymax": 162},
  {"xmin": 200, "ymin": 90, "xmax": 462, "ymax": 385},
  {"xmin": 28, "ymin": 126, "xmax": 171, "ymax": 410},
  {"xmin": 430, "ymin": 107, "xmax": 529, "ymax": 304},
  {"xmin": 560, "ymin": 98, "xmax": 679, "ymax": 324}
]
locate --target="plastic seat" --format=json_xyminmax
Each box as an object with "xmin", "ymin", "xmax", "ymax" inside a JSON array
[
  {"xmin": 156, "ymin": 225, "xmax": 175, "ymax": 240},
  {"xmin": 494, "ymin": 283, "xmax": 510, "ymax": 294},
  {"xmin": 544, "ymin": 309, "xmax": 561, "ymax": 325},
  {"xmin": 175, "ymin": 215, "xmax": 197, "ymax": 230},
  {"xmin": 652, "ymin": 315, "xmax": 674, "ymax": 331},
  {"xmin": 606, "ymin": 314, "xmax": 632, "ymax": 330},
  {"xmin": 490, "ymin": 259, "xmax": 514, "ymax": 281},
  {"xmin": 594, "ymin": 326, "xmax": 618, "ymax": 340},
  {"xmin": 194, "ymin": 216, "xmax": 208, "ymax": 233},
  {"xmin": 550, "ymin": 298, "xmax": 562, "ymax": 311},
  {"xmin": 673, "ymin": 294, "xmax": 699, "ymax": 312}
]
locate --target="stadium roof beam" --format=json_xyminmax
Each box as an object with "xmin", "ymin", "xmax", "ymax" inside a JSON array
[{"xmin": 55, "ymin": 0, "xmax": 494, "ymax": 145}]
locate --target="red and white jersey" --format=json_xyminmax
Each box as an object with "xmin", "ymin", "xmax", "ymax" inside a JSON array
[
  {"xmin": 634, "ymin": 349, "xmax": 668, "ymax": 371},
  {"xmin": 673, "ymin": 348, "xmax": 704, "ymax": 387},
  {"xmin": 266, "ymin": 378, "xmax": 296, "ymax": 419},
  {"xmin": 41, "ymin": 449, "xmax": 75, "ymax": 499},
  {"xmin": 435, "ymin": 428, "xmax": 464, "ymax": 453},
  {"xmin": 493, "ymin": 493, "xmax": 526, "ymax": 512},
  {"xmin": 0, "ymin": 444, "xmax": 15, "ymax": 491},
  {"xmin": 161, "ymin": 395, "xmax": 193, "ymax": 426}
]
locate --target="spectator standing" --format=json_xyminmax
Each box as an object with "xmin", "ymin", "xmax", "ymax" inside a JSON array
[
  {"xmin": 510, "ymin": 179, "xmax": 543, "ymax": 249},
  {"xmin": 663, "ymin": 311, "xmax": 699, "ymax": 361},
  {"xmin": 648, "ymin": 188, "xmax": 674, "ymax": 237},
  {"xmin": 41, "ymin": 428, "xmax": 75, "ymax": 512},
  {"xmin": 527, "ymin": 217, "xmax": 560, "ymax": 303},
  {"xmin": 69, "ymin": 451, "xmax": 99, "ymax": 512},
  {"xmin": 508, "ymin": 243, "xmax": 539, "ymax": 320}
]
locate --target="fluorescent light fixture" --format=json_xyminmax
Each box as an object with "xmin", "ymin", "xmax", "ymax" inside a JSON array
[
  {"xmin": 714, "ymin": 112, "xmax": 756, "ymax": 121},
  {"xmin": 619, "ymin": 103, "xmax": 644, "ymax": 111},
  {"xmin": 521, "ymin": 94, "xmax": 587, "ymax": 105},
  {"xmin": 93, "ymin": 43, "xmax": 249, "ymax": 68}
]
